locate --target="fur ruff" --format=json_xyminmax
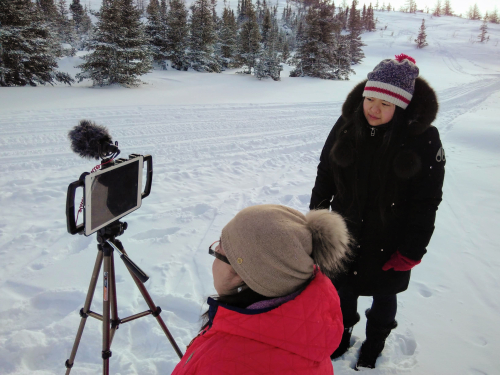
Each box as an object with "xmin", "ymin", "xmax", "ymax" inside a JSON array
[
  {"xmin": 341, "ymin": 77, "xmax": 438, "ymax": 135},
  {"xmin": 306, "ymin": 210, "xmax": 352, "ymax": 279},
  {"xmin": 332, "ymin": 77, "xmax": 438, "ymax": 178}
]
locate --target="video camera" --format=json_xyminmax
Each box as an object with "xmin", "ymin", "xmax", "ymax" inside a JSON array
[{"xmin": 65, "ymin": 120, "xmax": 153, "ymax": 236}]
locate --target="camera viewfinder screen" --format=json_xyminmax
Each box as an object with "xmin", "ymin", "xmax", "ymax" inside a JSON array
[{"xmin": 86, "ymin": 159, "xmax": 141, "ymax": 234}]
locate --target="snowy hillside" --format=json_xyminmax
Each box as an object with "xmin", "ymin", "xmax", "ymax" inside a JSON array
[{"xmin": 0, "ymin": 10, "xmax": 499, "ymax": 375}]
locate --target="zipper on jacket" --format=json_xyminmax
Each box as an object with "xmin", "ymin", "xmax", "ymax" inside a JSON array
[{"xmin": 371, "ymin": 128, "xmax": 375, "ymax": 136}]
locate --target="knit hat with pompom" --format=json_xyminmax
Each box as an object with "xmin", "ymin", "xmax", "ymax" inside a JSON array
[
  {"xmin": 363, "ymin": 54, "xmax": 419, "ymax": 109},
  {"xmin": 220, "ymin": 204, "xmax": 352, "ymax": 297}
]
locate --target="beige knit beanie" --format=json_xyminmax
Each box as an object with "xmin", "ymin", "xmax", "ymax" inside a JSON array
[{"xmin": 220, "ymin": 204, "xmax": 351, "ymax": 297}]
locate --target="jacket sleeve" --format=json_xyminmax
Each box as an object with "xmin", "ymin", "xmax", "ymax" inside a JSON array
[
  {"xmin": 399, "ymin": 126, "xmax": 445, "ymax": 261},
  {"xmin": 310, "ymin": 116, "xmax": 343, "ymax": 210}
]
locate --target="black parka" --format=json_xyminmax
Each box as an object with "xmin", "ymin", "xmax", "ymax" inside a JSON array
[{"xmin": 310, "ymin": 78, "xmax": 445, "ymax": 296}]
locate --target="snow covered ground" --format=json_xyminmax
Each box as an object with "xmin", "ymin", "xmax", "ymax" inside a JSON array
[{"xmin": 1, "ymin": 10, "xmax": 499, "ymax": 375}]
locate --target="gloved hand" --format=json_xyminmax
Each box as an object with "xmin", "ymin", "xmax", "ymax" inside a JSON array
[{"xmin": 382, "ymin": 250, "xmax": 421, "ymax": 271}]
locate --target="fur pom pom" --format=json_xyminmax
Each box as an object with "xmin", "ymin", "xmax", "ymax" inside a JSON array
[
  {"xmin": 393, "ymin": 149, "xmax": 421, "ymax": 179},
  {"xmin": 306, "ymin": 210, "xmax": 352, "ymax": 278},
  {"xmin": 395, "ymin": 54, "xmax": 416, "ymax": 64}
]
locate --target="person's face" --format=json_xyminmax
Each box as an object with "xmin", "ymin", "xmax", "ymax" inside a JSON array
[
  {"xmin": 212, "ymin": 241, "xmax": 243, "ymax": 296},
  {"xmin": 363, "ymin": 97, "xmax": 396, "ymax": 126}
]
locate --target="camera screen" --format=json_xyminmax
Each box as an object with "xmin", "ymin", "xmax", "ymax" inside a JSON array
[{"xmin": 85, "ymin": 158, "xmax": 142, "ymax": 235}]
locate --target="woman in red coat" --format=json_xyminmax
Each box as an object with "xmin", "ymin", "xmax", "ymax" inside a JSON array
[{"xmin": 171, "ymin": 204, "xmax": 352, "ymax": 375}]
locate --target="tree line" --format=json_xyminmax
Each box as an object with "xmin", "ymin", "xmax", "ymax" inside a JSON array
[{"xmin": 1, "ymin": 0, "xmax": 378, "ymax": 86}]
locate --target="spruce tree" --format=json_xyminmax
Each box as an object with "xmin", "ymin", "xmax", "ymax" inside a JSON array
[
  {"xmin": 236, "ymin": 0, "xmax": 261, "ymax": 74},
  {"xmin": 56, "ymin": 0, "xmax": 77, "ymax": 52},
  {"xmin": 405, "ymin": 0, "xmax": 416, "ymax": 13},
  {"xmin": 255, "ymin": 9, "xmax": 282, "ymax": 80},
  {"xmin": 146, "ymin": 0, "xmax": 169, "ymax": 67},
  {"xmin": 432, "ymin": 0, "xmax": 441, "ymax": 17},
  {"xmin": 365, "ymin": 3, "xmax": 375, "ymax": 32},
  {"xmin": 0, "ymin": 0, "xmax": 73, "ymax": 86},
  {"xmin": 489, "ymin": 8, "xmax": 499, "ymax": 24},
  {"xmin": 219, "ymin": 6, "xmax": 238, "ymax": 68},
  {"xmin": 290, "ymin": 0, "xmax": 352, "ymax": 79},
  {"xmin": 70, "ymin": 0, "xmax": 85, "ymax": 33},
  {"xmin": 166, "ymin": 0, "xmax": 190, "ymax": 70},
  {"xmin": 467, "ymin": 4, "xmax": 481, "ymax": 20},
  {"xmin": 348, "ymin": 0, "xmax": 365, "ymax": 65},
  {"xmin": 442, "ymin": 0, "xmax": 452, "ymax": 16},
  {"xmin": 415, "ymin": 18, "xmax": 428, "ymax": 48},
  {"xmin": 76, "ymin": 0, "xmax": 152, "ymax": 86},
  {"xmin": 189, "ymin": 0, "xmax": 221, "ymax": 72},
  {"xmin": 80, "ymin": 5, "xmax": 92, "ymax": 35},
  {"xmin": 478, "ymin": 18, "xmax": 488, "ymax": 42},
  {"xmin": 39, "ymin": 0, "xmax": 59, "ymax": 21}
]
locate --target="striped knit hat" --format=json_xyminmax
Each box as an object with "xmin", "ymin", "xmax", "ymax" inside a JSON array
[{"xmin": 363, "ymin": 54, "xmax": 419, "ymax": 109}]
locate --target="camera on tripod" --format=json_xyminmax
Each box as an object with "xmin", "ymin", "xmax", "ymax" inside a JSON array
[
  {"xmin": 66, "ymin": 153, "xmax": 152, "ymax": 236},
  {"xmin": 63, "ymin": 120, "xmax": 182, "ymax": 375}
]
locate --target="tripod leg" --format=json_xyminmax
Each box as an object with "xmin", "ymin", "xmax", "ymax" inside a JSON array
[
  {"xmin": 109, "ymin": 251, "xmax": 120, "ymax": 346},
  {"xmin": 65, "ymin": 249, "xmax": 104, "ymax": 375},
  {"xmin": 114, "ymin": 239, "xmax": 184, "ymax": 359},
  {"xmin": 102, "ymin": 245, "xmax": 112, "ymax": 375}
]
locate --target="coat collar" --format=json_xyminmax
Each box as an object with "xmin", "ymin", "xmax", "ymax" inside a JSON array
[{"xmin": 206, "ymin": 271, "xmax": 343, "ymax": 362}]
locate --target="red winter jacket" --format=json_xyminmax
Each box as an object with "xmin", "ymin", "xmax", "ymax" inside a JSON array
[{"xmin": 171, "ymin": 271, "xmax": 343, "ymax": 375}]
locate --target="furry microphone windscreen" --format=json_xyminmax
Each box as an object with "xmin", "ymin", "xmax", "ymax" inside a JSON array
[{"xmin": 68, "ymin": 120, "xmax": 113, "ymax": 160}]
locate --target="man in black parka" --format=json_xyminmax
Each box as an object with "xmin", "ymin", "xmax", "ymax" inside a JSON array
[{"xmin": 310, "ymin": 54, "xmax": 445, "ymax": 370}]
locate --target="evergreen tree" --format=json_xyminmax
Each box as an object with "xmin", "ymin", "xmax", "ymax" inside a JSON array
[
  {"xmin": 189, "ymin": 0, "xmax": 221, "ymax": 72},
  {"xmin": 0, "ymin": 0, "xmax": 73, "ymax": 86},
  {"xmin": 290, "ymin": 0, "xmax": 352, "ymax": 79},
  {"xmin": 166, "ymin": 0, "xmax": 190, "ymax": 70},
  {"xmin": 415, "ymin": 18, "xmax": 428, "ymax": 48},
  {"xmin": 405, "ymin": 0, "xmax": 416, "ymax": 13},
  {"xmin": 39, "ymin": 0, "xmax": 59, "ymax": 20},
  {"xmin": 56, "ymin": 0, "xmax": 77, "ymax": 50},
  {"xmin": 281, "ymin": 38, "xmax": 290, "ymax": 62},
  {"xmin": 70, "ymin": 0, "xmax": 85, "ymax": 33},
  {"xmin": 80, "ymin": 5, "xmax": 92, "ymax": 35},
  {"xmin": 348, "ymin": 0, "xmax": 365, "ymax": 65},
  {"xmin": 255, "ymin": 8, "xmax": 282, "ymax": 80},
  {"xmin": 432, "ymin": 0, "xmax": 441, "ymax": 17},
  {"xmin": 76, "ymin": 0, "xmax": 152, "ymax": 86},
  {"xmin": 365, "ymin": 3, "xmax": 375, "ymax": 31},
  {"xmin": 236, "ymin": 0, "xmax": 261, "ymax": 74},
  {"xmin": 489, "ymin": 7, "xmax": 499, "ymax": 24},
  {"xmin": 146, "ymin": 0, "xmax": 169, "ymax": 67},
  {"xmin": 261, "ymin": 8, "xmax": 272, "ymax": 45},
  {"xmin": 219, "ymin": 6, "xmax": 238, "ymax": 68},
  {"xmin": 478, "ymin": 18, "xmax": 488, "ymax": 42},
  {"xmin": 442, "ymin": 0, "xmax": 452, "ymax": 16},
  {"xmin": 467, "ymin": 3, "xmax": 481, "ymax": 20}
]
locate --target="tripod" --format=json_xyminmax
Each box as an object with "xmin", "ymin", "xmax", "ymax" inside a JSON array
[{"xmin": 65, "ymin": 221, "xmax": 183, "ymax": 375}]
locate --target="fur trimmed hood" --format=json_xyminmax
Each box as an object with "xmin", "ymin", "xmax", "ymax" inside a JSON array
[
  {"xmin": 330, "ymin": 77, "xmax": 438, "ymax": 179},
  {"xmin": 341, "ymin": 77, "xmax": 438, "ymax": 136}
]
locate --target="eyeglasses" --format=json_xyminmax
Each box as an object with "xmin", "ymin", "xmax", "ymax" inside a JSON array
[{"xmin": 209, "ymin": 240, "xmax": 231, "ymax": 265}]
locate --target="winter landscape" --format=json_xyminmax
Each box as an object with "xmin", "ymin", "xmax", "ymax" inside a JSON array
[{"xmin": 1, "ymin": 0, "xmax": 500, "ymax": 374}]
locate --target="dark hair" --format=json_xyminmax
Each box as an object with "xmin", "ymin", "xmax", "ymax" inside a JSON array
[
  {"xmin": 331, "ymin": 100, "xmax": 408, "ymax": 225},
  {"xmin": 199, "ymin": 287, "xmax": 273, "ymax": 332}
]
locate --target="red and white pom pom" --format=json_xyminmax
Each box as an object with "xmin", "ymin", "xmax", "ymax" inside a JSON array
[{"xmin": 395, "ymin": 53, "xmax": 416, "ymax": 64}]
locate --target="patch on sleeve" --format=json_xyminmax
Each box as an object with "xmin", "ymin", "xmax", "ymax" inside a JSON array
[{"xmin": 436, "ymin": 147, "xmax": 445, "ymax": 162}]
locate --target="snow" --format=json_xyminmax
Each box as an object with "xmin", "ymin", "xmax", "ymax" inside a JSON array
[{"xmin": 1, "ymin": 10, "xmax": 500, "ymax": 375}]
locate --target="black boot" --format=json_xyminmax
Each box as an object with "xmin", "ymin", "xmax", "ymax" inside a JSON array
[
  {"xmin": 355, "ymin": 309, "xmax": 397, "ymax": 370},
  {"xmin": 331, "ymin": 312, "xmax": 360, "ymax": 359}
]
